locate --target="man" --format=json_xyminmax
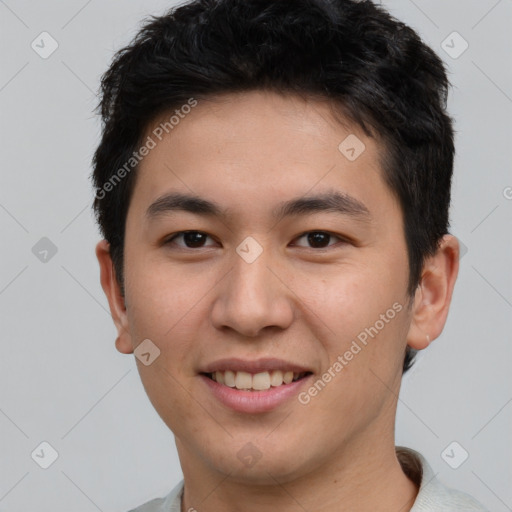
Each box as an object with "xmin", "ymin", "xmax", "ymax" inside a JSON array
[{"xmin": 92, "ymin": 0, "xmax": 488, "ymax": 510}]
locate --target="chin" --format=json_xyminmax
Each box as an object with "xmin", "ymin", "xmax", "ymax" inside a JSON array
[{"xmin": 202, "ymin": 441, "xmax": 313, "ymax": 485}]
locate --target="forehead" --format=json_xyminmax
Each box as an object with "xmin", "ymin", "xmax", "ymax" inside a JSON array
[
  {"xmin": 129, "ymin": 90, "xmax": 396, "ymax": 225},
  {"xmin": 145, "ymin": 90, "xmax": 378, "ymax": 158}
]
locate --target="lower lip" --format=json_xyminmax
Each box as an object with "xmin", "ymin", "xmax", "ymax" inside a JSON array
[{"xmin": 199, "ymin": 374, "xmax": 313, "ymax": 413}]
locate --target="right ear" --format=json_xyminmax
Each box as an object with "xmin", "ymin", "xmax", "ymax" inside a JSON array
[{"xmin": 95, "ymin": 240, "xmax": 134, "ymax": 354}]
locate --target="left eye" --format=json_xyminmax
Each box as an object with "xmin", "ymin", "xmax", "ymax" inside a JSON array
[
  {"xmin": 292, "ymin": 231, "xmax": 346, "ymax": 249},
  {"xmin": 164, "ymin": 230, "xmax": 347, "ymax": 250}
]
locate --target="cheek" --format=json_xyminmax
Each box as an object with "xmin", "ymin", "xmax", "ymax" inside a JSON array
[
  {"xmin": 293, "ymin": 259, "xmax": 408, "ymax": 376},
  {"xmin": 294, "ymin": 261, "xmax": 400, "ymax": 333},
  {"xmin": 123, "ymin": 256, "xmax": 204, "ymax": 360},
  {"xmin": 126, "ymin": 247, "xmax": 199, "ymax": 315}
]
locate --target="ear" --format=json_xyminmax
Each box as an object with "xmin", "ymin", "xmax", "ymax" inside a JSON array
[
  {"xmin": 406, "ymin": 234, "xmax": 460, "ymax": 350},
  {"xmin": 95, "ymin": 239, "xmax": 134, "ymax": 354}
]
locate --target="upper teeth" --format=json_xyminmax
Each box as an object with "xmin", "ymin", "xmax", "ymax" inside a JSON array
[{"xmin": 210, "ymin": 370, "xmax": 307, "ymax": 390}]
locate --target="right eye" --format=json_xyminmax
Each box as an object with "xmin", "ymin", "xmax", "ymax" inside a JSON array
[{"xmin": 164, "ymin": 230, "xmax": 219, "ymax": 249}]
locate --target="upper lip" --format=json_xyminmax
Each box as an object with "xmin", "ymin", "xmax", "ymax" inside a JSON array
[{"xmin": 199, "ymin": 357, "xmax": 313, "ymax": 375}]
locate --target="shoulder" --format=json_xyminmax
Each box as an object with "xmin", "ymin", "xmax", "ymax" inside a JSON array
[
  {"xmin": 127, "ymin": 480, "xmax": 184, "ymax": 512},
  {"xmin": 397, "ymin": 447, "xmax": 489, "ymax": 512},
  {"xmin": 127, "ymin": 496, "xmax": 165, "ymax": 512},
  {"xmin": 413, "ymin": 476, "xmax": 489, "ymax": 511}
]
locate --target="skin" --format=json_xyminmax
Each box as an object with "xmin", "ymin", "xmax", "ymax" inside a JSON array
[{"xmin": 96, "ymin": 90, "xmax": 459, "ymax": 512}]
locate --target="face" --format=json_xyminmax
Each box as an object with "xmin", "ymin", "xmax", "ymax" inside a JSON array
[{"xmin": 109, "ymin": 91, "xmax": 417, "ymax": 483}]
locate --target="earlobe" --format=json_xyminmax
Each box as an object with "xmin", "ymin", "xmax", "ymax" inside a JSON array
[
  {"xmin": 407, "ymin": 321, "xmax": 433, "ymax": 350},
  {"xmin": 95, "ymin": 240, "xmax": 134, "ymax": 354},
  {"xmin": 407, "ymin": 279, "xmax": 436, "ymax": 350},
  {"xmin": 115, "ymin": 335, "xmax": 133, "ymax": 355},
  {"xmin": 406, "ymin": 234, "xmax": 460, "ymax": 351}
]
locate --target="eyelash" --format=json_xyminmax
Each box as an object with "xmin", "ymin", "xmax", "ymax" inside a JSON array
[{"xmin": 163, "ymin": 230, "xmax": 349, "ymax": 251}]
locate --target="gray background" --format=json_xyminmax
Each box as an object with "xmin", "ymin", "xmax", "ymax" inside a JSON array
[{"xmin": 0, "ymin": 0, "xmax": 511, "ymax": 510}]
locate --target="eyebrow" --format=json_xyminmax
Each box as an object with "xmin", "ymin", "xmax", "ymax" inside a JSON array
[{"xmin": 145, "ymin": 189, "xmax": 372, "ymax": 223}]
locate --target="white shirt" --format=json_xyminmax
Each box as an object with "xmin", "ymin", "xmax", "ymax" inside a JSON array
[{"xmin": 127, "ymin": 447, "xmax": 488, "ymax": 511}]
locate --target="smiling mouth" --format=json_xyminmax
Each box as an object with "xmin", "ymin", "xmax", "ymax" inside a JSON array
[{"xmin": 201, "ymin": 370, "xmax": 313, "ymax": 391}]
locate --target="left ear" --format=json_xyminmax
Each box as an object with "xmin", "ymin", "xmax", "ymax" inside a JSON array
[{"xmin": 407, "ymin": 234, "xmax": 460, "ymax": 350}]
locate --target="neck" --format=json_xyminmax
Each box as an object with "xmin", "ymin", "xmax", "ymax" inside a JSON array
[{"xmin": 177, "ymin": 430, "xmax": 419, "ymax": 512}]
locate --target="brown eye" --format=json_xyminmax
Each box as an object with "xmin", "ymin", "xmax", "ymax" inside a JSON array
[
  {"xmin": 292, "ymin": 231, "xmax": 346, "ymax": 249},
  {"xmin": 165, "ymin": 231, "xmax": 216, "ymax": 249}
]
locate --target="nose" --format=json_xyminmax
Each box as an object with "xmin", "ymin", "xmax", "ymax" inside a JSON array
[{"xmin": 210, "ymin": 245, "xmax": 295, "ymax": 338}]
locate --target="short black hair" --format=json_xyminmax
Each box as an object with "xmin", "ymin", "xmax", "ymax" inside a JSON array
[{"xmin": 91, "ymin": 0, "xmax": 455, "ymax": 374}]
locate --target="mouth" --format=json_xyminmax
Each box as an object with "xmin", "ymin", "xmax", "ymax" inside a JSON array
[
  {"xmin": 200, "ymin": 370, "xmax": 313, "ymax": 392},
  {"xmin": 198, "ymin": 357, "xmax": 315, "ymax": 412}
]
